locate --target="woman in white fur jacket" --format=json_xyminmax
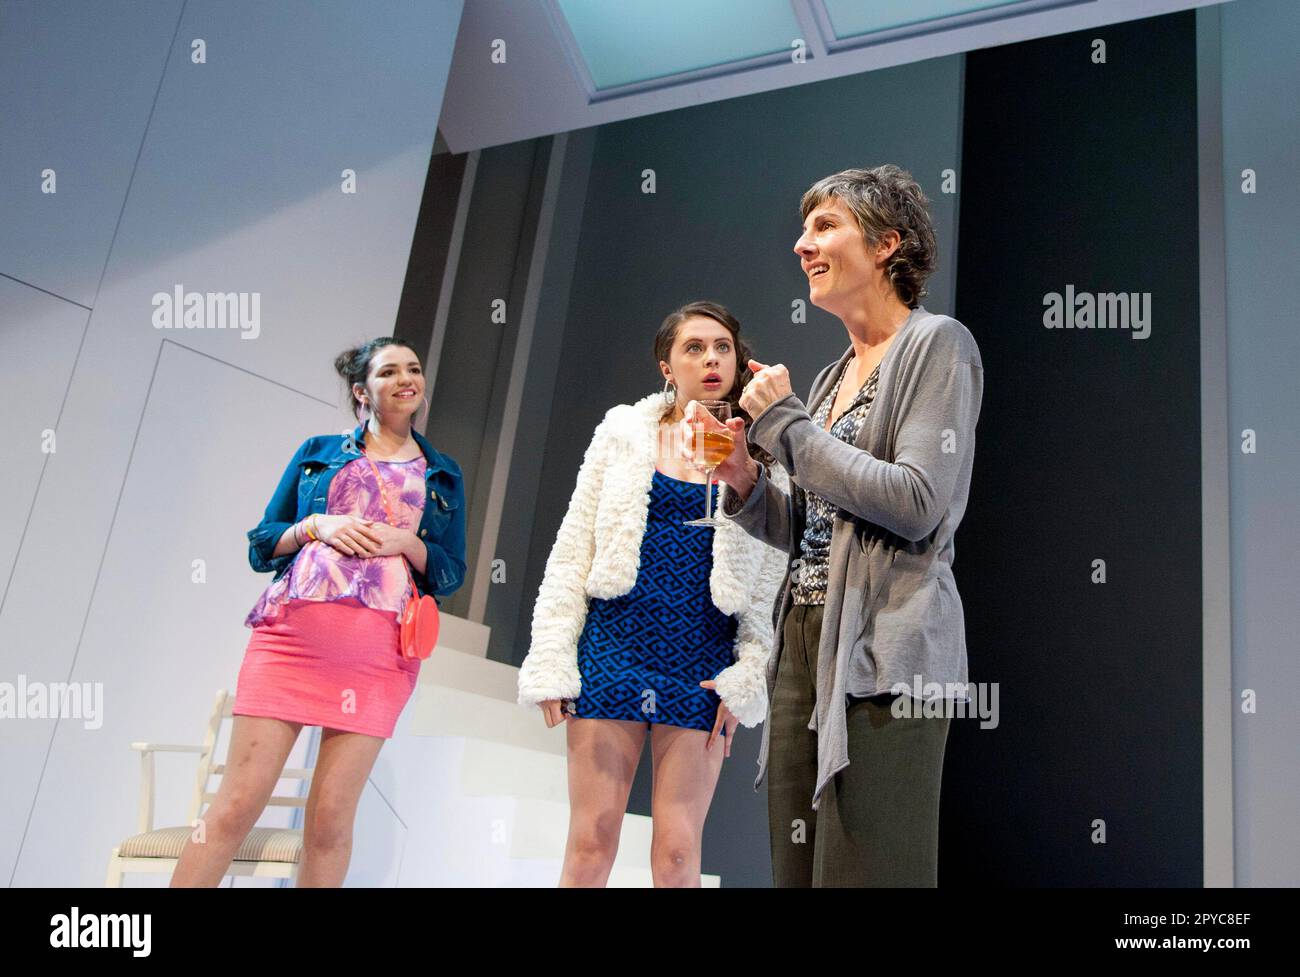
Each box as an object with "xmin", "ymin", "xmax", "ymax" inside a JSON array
[{"xmin": 517, "ymin": 300, "xmax": 789, "ymax": 887}]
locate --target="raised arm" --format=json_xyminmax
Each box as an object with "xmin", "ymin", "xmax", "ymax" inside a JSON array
[
  {"xmin": 717, "ymin": 459, "xmax": 794, "ymax": 553},
  {"xmin": 748, "ymin": 327, "xmax": 982, "ymax": 542}
]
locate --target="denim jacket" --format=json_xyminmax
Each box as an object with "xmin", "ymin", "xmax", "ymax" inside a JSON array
[{"xmin": 246, "ymin": 423, "xmax": 467, "ymax": 604}]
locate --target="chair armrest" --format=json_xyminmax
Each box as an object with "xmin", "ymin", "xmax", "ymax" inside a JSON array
[
  {"xmin": 130, "ymin": 742, "xmax": 205, "ymax": 754},
  {"xmin": 128, "ymin": 743, "xmax": 205, "ymax": 834}
]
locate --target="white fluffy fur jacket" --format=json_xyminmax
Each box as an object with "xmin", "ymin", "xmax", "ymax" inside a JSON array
[{"xmin": 516, "ymin": 391, "xmax": 790, "ymax": 727}]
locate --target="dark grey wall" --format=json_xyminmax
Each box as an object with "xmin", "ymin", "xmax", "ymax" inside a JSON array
[
  {"xmin": 427, "ymin": 139, "xmax": 553, "ymax": 621},
  {"xmin": 482, "ymin": 131, "xmax": 600, "ymax": 664},
  {"xmin": 395, "ymin": 144, "xmax": 467, "ymax": 360}
]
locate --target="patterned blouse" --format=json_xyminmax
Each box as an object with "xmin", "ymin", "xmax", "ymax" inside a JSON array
[
  {"xmin": 244, "ymin": 455, "xmax": 427, "ymax": 628},
  {"xmin": 791, "ymin": 357, "xmax": 880, "ymax": 606}
]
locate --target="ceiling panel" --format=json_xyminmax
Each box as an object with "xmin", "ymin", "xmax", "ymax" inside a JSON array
[
  {"xmin": 823, "ymin": 0, "xmax": 1030, "ymax": 38},
  {"xmin": 437, "ymin": 0, "xmax": 1225, "ymax": 153},
  {"xmin": 553, "ymin": 0, "xmax": 805, "ymax": 91}
]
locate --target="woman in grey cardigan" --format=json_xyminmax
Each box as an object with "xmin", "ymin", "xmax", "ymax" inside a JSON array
[{"xmin": 688, "ymin": 165, "xmax": 983, "ymax": 886}]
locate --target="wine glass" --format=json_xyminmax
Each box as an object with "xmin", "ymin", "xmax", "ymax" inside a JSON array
[{"xmin": 683, "ymin": 400, "xmax": 733, "ymax": 528}]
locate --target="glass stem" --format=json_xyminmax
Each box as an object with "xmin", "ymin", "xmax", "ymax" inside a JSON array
[{"xmin": 703, "ymin": 468, "xmax": 715, "ymax": 521}]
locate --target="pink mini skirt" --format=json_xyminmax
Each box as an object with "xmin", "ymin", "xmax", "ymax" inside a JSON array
[{"xmin": 233, "ymin": 597, "xmax": 420, "ymax": 738}]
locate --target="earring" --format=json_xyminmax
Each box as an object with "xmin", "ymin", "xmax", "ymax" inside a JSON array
[
  {"xmin": 357, "ymin": 399, "xmax": 370, "ymax": 425},
  {"xmin": 662, "ymin": 378, "xmax": 676, "ymax": 406}
]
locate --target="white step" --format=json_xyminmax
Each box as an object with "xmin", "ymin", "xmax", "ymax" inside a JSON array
[
  {"xmin": 458, "ymin": 741, "xmax": 723, "ymax": 887},
  {"xmin": 408, "ymin": 659, "xmax": 566, "ymax": 758},
  {"xmin": 433, "ymin": 613, "xmax": 491, "ymax": 658},
  {"xmin": 401, "ymin": 645, "xmax": 724, "ymax": 886},
  {"xmin": 509, "ymin": 796, "xmax": 654, "ymax": 869},
  {"xmin": 459, "ymin": 738, "xmax": 569, "ymax": 804},
  {"xmin": 422, "ymin": 644, "xmax": 522, "ymax": 702}
]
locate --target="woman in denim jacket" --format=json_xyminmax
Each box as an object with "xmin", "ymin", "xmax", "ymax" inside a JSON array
[{"xmin": 171, "ymin": 337, "xmax": 466, "ymax": 887}]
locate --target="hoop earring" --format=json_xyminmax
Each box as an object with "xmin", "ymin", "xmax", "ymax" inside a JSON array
[
  {"xmin": 357, "ymin": 400, "xmax": 370, "ymax": 426},
  {"xmin": 417, "ymin": 395, "xmax": 430, "ymax": 425},
  {"xmin": 662, "ymin": 378, "xmax": 676, "ymax": 407}
]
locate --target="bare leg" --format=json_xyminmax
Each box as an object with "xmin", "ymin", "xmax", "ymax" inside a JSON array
[
  {"xmin": 648, "ymin": 724, "xmax": 725, "ymax": 888},
  {"xmin": 296, "ymin": 726, "xmax": 385, "ymax": 887},
  {"xmin": 559, "ymin": 718, "xmax": 646, "ymax": 887},
  {"xmin": 170, "ymin": 716, "xmax": 303, "ymax": 887}
]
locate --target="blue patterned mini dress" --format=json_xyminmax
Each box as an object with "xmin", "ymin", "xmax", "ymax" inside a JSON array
[{"xmin": 568, "ymin": 468, "xmax": 738, "ymax": 734}]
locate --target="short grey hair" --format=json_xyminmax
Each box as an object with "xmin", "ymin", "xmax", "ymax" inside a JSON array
[{"xmin": 800, "ymin": 164, "xmax": 937, "ymax": 308}]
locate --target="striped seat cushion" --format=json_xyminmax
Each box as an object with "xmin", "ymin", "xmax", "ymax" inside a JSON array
[{"xmin": 117, "ymin": 826, "xmax": 302, "ymax": 863}]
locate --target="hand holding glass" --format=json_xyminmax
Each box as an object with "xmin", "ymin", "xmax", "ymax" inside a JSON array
[{"xmin": 683, "ymin": 400, "xmax": 733, "ymax": 528}]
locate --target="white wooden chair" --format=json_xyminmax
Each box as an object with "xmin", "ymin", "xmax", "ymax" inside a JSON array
[{"xmin": 105, "ymin": 689, "xmax": 312, "ymax": 887}]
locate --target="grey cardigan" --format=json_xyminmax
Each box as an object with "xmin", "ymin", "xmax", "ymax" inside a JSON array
[{"xmin": 718, "ymin": 305, "xmax": 984, "ymax": 810}]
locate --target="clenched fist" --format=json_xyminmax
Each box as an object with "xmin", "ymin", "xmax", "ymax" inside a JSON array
[{"xmin": 739, "ymin": 359, "xmax": 793, "ymax": 418}]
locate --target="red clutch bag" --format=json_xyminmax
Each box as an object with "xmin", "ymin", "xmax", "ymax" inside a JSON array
[
  {"xmin": 362, "ymin": 451, "xmax": 440, "ymax": 660},
  {"xmin": 397, "ymin": 580, "xmax": 440, "ymax": 661}
]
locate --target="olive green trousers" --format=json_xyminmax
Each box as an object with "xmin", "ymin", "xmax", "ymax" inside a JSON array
[{"xmin": 766, "ymin": 602, "xmax": 951, "ymax": 887}]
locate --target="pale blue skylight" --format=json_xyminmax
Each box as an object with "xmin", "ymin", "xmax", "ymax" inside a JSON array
[
  {"xmin": 555, "ymin": 0, "xmax": 805, "ymax": 91},
  {"xmin": 822, "ymin": 0, "xmax": 1029, "ymax": 38}
]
